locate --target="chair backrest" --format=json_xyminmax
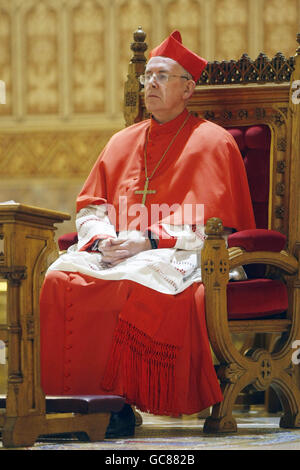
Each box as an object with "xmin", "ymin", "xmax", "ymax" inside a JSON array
[
  {"xmin": 124, "ymin": 28, "xmax": 300, "ymax": 256},
  {"xmin": 226, "ymin": 125, "xmax": 271, "ymax": 229}
]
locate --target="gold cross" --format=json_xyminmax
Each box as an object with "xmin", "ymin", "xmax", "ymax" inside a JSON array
[{"xmin": 134, "ymin": 177, "xmax": 156, "ymax": 205}]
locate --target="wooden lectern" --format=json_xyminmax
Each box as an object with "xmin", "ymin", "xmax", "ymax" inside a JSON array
[{"xmin": 0, "ymin": 204, "xmax": 112, "ymax": 447}]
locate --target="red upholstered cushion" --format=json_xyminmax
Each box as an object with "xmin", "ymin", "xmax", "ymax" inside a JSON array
[
  {"xmin": 244, "ymin": 125, "xmax": 271, "ymax": 149},
  {"xmin": 226, "ymin": 125, "xmax": 271, "ymax": 229},
  {"xmin": 58, "ymin": 232, "xmax": 78, "ymax": 250},
  {"xmin": 45, "ymin": 395, "xmax": 125, "ymax": 414},
  {"xmin": 227, "ymin": 279, "xmax": 288, "ymax": 320},
  {"xmin": 244, "ymin": 148, "xmax": 270, "ymax": 202},
  {"xmin": 227, "ymin": 128, "xmax": 246, "ymax": 152},
  {"xmin": 0, "ymin": 395, "xmax": 126, "ymax": 414},
  {"xmin": 228, "ymin": 229, "xmax": 286, "ymax": 252},
  {"xmin": 251, "ymin": 202, "xmax": 269, "ymax": 229}
]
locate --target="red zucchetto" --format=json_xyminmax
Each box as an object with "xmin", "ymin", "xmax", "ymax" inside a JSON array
[{"xmin": 149, "ymin": 30, "xmax": 207, "ymax": 82}]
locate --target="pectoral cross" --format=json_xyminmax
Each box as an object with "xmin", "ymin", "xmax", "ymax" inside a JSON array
[{"xmin": 134, "ymin": 177, "xmax": 156, "ymax": 205}]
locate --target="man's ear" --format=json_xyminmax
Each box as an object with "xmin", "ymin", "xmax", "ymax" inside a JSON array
[{"xmin": 183, "ymin": 80, "xmax": 196, "ymax": 100}]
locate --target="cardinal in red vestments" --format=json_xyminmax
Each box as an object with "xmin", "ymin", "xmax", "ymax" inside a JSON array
[{"xmin": 40, "ymin": 31, "xmax": 255, "ymax": 436}]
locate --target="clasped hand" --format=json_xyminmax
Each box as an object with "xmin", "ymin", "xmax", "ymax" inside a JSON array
[{"xmin": 98, "ymin": 237, "xmax": 151, "ymax": 267}]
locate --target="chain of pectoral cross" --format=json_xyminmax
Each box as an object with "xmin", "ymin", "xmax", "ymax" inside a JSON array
[{"xmin": 134, "ymin": 113, "xmax": 191, "ymax": 205}]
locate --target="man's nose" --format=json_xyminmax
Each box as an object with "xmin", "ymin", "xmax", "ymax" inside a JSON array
[
  {"xmin": 148, "ymin": 74, "xmax": 159, "ymax": 87},
  {"xmin": 150, "ymin": 80, "xmax": 159, "ymax": 89}
]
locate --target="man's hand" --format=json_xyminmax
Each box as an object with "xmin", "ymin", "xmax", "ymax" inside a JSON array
[{"xmin": 98, "ymin": 237, "xmax": 151, "ymax": 267}]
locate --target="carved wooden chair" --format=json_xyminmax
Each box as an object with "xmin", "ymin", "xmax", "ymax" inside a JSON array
[
  {"xmin": 121, "ymin": 28, "xmax": 300, "ymax": 433},
  {"xmin": 58, "ymin": 29, "xmax": 300, "ymax": 434}
]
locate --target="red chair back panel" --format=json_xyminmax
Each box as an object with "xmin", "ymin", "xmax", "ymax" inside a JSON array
[{"xmin": 226, "ymin": 125, "xmax": 271, "ymax": 229}]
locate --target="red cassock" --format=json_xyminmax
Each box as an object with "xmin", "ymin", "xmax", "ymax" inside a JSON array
[{"xmin": 40, "ymin": 109, "xmax": 255, "ymax": 416}]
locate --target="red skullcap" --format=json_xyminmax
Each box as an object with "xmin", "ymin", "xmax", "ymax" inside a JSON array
[{"xmin": 149, "ymin": 30, "xmax": 207, "ymax": 82}]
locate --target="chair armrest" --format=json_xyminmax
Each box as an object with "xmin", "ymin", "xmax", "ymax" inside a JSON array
[
  {"xmin": 201, "ymin": 218, "xmax": 298, "ymax": 367},
  {"xmin": 228, "ymin": 247, "xmax": 298, "ymax": 275},
  {"xmin": 227, "ymin": 229, "xmax": 286, "ymax": 252}
]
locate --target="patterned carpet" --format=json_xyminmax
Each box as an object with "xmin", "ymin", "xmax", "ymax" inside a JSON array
[{"xmin": 2, "ymin": 407, "xmax": 300, "ymax": 451}]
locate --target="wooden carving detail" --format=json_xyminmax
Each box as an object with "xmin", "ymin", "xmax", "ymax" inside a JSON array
[
  {"xmin": 198, "ymin": 53, "xmax": 295, "ymax": 86},
  {"xmin": 219, "ymin": 258, "xmax": 228, "ymax": 275},
  {"xmin": 274, "ymin": 112, "xmax": 286, "ymax": 127},
  {"xmin": 26, "ymin": 315, "xmax": 35, "ymax": 339},
  {"xmin": 217, "ymin": 363, "xmax": 245, "ymax": 384},
  {"xmin": 203, "ymin": 259, "xmax": 214, "ymax": 275},
  {"xmin": 204, "ymin": 217, "xmax": 224, "ymax": 236},
  {"xmin": 276, "ymin": 183, "xmax": 285, "ymax": 196},
  {"xmin": 129, "ymin": 27, "xmax": 148, "ymax": 64},
  {"xmin": 0, "ymin": 266, "xmax": 27, "ymax": 287},
  {"xmin": 250, "ymin": 349, "xmax": 273, "ymax": 391},
  {"xmin": 277, "ymin": 138, "xmax": 287, "ymax": 152},
  {"xmin": 124, "ymin": 27, "xmax": 148, "ymax": 127},
  {"xmin": 275, "ymin": 206, "xmax": 285, "ymax": 219},
  {"xmin": 277, "ymin": 161, "xmax": 286, "ymax": 173}
]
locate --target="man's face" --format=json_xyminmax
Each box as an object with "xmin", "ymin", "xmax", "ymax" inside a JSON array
[{"xmin": 144, "ymin": 57, "xmax": 194, "ymax": 123}]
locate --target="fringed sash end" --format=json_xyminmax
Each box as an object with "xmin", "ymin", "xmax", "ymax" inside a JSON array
[{"xmin": 102, "ymin": 318, "xmax": 180, "ymax": 415}]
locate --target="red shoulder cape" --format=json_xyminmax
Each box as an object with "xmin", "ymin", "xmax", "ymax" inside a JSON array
[{"xmin": 77, "ymin": 109, "xmax": 255, "ymax": 232}]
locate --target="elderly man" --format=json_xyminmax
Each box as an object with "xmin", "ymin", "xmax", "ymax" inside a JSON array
[{"xmin": 40, "ymin": 31, "xmax": 255, "ymax": 437}]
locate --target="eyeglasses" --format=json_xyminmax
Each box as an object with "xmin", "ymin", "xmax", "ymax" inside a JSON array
[{"xmin": 139, "ymin": 72, "xmax": 190, "ymax": 86}]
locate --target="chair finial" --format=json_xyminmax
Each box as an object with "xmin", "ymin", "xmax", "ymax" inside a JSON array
[
  {"xmin": 205, "ymin": 218, "xmax": 224, "ymax": 236},
  {"xmin": 133, "ymin": 26, "xmax": 146, "ymax": 43},
  {"xmin": 130, "ymin": 27, "xmax": 147, "ymax": 64}
]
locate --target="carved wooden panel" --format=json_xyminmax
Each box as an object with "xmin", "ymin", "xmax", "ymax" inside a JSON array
[
  {"xmin": 71, "ymin": 0, "xmax": 106, "ymax": 113},
  {"xmin": 0, "ymin": 5, "xmax": 12, "ymax": 116},
  {"xmin": 198, "ymin": 54, "xmax": 295, "ymax": 86},
  {"xmin": 24, "ymin": 1, "xmax": 60, "ymax": 115}
]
